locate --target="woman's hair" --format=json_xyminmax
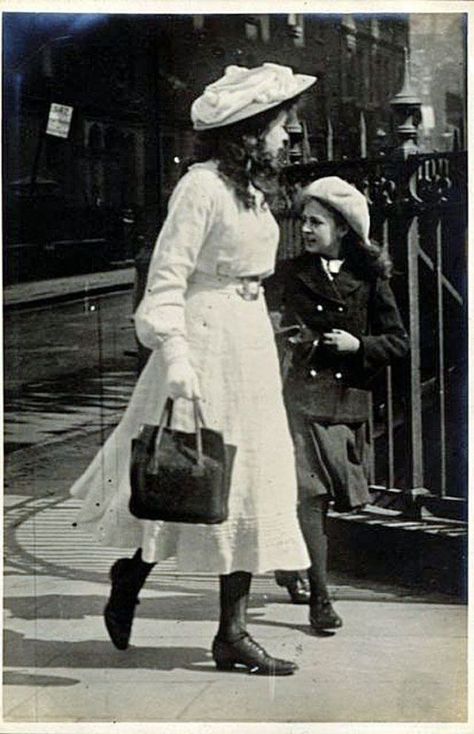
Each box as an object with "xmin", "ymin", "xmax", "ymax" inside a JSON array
[
  {"xmin": 301, "ymin": 194, "xmax": 393, "ymax": 279},
  {"xmin": 185, "ymin": 98, "xmax": 297, "ymax": 209}
]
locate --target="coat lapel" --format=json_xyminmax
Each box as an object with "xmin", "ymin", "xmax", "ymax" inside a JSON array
[
  {"xmin": 295, "ymin": 255, "xmax": 342, "ymax": 304},
  {"xmin": 295, "ymin": 255, "xmax": 363, "ymax": 304},
  {"xmin": 333, "ymin": 265, "xmax": 365, "ymax": 300}
]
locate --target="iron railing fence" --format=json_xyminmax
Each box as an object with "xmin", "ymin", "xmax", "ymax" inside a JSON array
[{"xmin": 274, "ymin": 151, "xmax": 467, "ymax": 506}]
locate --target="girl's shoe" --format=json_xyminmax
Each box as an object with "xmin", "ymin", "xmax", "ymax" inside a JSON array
[
  {"xmin": 212, "ymin": 633, "xmax": 298, "ymax": 675},
  {"xmin": 284, "ymin": 577, "xmax": 310, "ymax": 604},
  {"xmin": 275, "ymin": 571, "xmax": 310, "ymax": 604},
  {"xmin": 309, "ymin": 598, "xmax": 343, "ymax": 631}
]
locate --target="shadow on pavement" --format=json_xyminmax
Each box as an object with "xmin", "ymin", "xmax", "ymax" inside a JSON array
[
  {"xmin": 4, "ymin": 593, "xmax": 266, "ymax": 623},
  {"xmin": 3, "ymin": 671, "xmax": 81, "ymax": 687},
  {"xmin": 248, "ymin": 616, "xmax": 335, "ymax": 638},
  {"xmin": 4, "ymin": 629, "xmax": 211, "ymax": 672}
]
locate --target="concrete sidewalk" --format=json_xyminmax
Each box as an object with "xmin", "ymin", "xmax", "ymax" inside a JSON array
[{"xmin": 4, "ymin": 429, "xmax": 467, "ymax": 724}]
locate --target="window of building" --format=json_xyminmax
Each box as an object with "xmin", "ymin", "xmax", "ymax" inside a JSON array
[
  {"xmin": 287, "ymin": 14, "xmax": 304, "ymax": 47},
  {"xmin": 342, "ymin": 46, "xmax": 357, "ymax": 100},
  {"xmin": 361, "ymin": 46, "xmax": 371, "ymax": 101},
  {"xmin": 244, "ymin": 15, "xmax": 270, "ymax": 43},
  {"xmin": 105, "ymin": 126, "xmax": 120, "ymax": 151},
  {"xmin": 51, "ymin": 41, "xmax": 78, "ymax": 86},
  {"xmin": 370, "ymin": 45, "xmax": 378, "ymax": 105},
  {"xmin": 88, "ymin": 123, "xmax": 103, "ymax": 151},
  {"xmin": 341, "ymin": 15, "xmax": 357, "ymax": 34}
]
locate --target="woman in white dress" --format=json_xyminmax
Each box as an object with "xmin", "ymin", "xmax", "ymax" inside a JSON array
[{"xmin": 70, "ymin": 63, "xmax": 316, "ymax": 675}]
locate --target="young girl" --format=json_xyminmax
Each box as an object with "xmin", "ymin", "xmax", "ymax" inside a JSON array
[
  {"xmin": 277, "ymin": 176, "xmax": 409, "ymax": 630},
  {"xmin": 70, "ymin": 63, "xmax": 316, "ymax": 675}
]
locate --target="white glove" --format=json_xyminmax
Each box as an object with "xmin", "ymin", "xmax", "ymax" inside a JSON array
[
  {"xmin": 166, "ymin": 359, "xmax": 201, "ymax": 400},
  {"xmin": 161, "ymin": 334, "xmax": 201, "ymax": 400}
]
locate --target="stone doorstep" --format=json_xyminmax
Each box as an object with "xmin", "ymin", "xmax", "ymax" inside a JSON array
[
  {"xmin": 327, "ymin": 504, "xmax": 467, "ymax": 599},
  {"xmin": 369, "ymin": 485, "xmax": 467, "ymax": 522}
]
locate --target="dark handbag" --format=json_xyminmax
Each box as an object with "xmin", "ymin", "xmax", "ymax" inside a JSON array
[{"xmin": 129, "ymin": 398, "xmax": 236, "ymax": 524}]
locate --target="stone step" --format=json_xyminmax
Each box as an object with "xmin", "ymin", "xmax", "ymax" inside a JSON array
[{"xmin": 327, "ymin": 504, "xmax": 466, "ymax": 599}]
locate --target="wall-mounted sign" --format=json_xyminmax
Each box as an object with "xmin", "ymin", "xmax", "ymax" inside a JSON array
[{"xmin": 46, "ymin": 103, "xmax": 74, "ymax": 139}]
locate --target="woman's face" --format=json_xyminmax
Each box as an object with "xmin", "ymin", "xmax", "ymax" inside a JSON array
[
  {"xmin": 301, "ymin": 199, "xmax": 347, "ymax": 259},
  {"xmin": 262, "ymin": 110, "xmax": 290, "ymax": 158}
]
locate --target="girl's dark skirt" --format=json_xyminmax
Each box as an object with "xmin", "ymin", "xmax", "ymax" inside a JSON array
[{"xmin": 289, "ymin": 413, "xmax": 372, "ymax": 512}]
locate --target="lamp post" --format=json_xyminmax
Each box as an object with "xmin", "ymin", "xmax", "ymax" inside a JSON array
[
  {"xmin": 390, "ymin": 48, "xmax": 422, "ymax": 159},
  {"xmin": 286, "ymin": 112, "xmax": 304, "ymax": 164}
]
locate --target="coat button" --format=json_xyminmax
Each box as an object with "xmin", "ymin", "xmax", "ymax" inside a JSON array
[
  {"xmin": 335, "ymin": 372, "xmax": 342, "ymax": 380},
  {"xmin": 316, "ymin": 304, "xmax": 323, "ymax": 311}
]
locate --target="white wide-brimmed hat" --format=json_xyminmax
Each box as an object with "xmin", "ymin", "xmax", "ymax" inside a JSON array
[
  {"xmin": 191, "ymin": 62, "xmax": 316, "ymax": 131},
  {"xmin": 301, "ymin": 176, "xmax": 371, "ymax": 245}
]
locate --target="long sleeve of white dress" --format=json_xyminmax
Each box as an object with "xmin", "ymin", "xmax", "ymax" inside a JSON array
[{"xmin": 134, "ymin": 168, "xmax": 217, "ymax": 360}]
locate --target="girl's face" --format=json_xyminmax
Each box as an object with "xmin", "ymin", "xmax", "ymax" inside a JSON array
[
  {"xmin": 301, "ymin": 199, "xmax": 348, "ymax": 259},
  {"xmin": 262, "ymin": 110, "xmax": 290, "ymax": 158}
]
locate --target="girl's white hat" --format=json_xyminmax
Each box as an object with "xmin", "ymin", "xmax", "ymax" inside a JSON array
[
  {"xmin": 191, "ymin": 63, "xmax": 316, "ymax": 131},
  {"xmin": 301, "ymin": 176, "xmax": 371, "ymax": 245}
]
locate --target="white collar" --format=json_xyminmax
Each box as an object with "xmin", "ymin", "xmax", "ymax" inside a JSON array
[{"xmin": 320, "ymin": 257, "xmax": 344, "ymax": 280}]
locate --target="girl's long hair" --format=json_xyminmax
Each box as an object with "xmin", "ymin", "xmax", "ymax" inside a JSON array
[
  {"xmin": 185, "ymin": 99, "xmax": 297, "ymax": 209},
  {"xmin": 341, "ymin": 229, "xmax": 393, "ymax": 280},
  {"xmin": 301, "ymin": 194, "xmax": 393, "ymax": 279}
]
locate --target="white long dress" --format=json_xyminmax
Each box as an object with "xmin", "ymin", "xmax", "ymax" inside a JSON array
[{"xmin": 70, "ymin": 160, "xmax": 310, "ymax": 574}]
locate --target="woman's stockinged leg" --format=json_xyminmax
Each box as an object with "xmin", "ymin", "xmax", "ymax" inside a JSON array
[
  {"xmin": 216, "ymin": 571, "xmax": 251, "ymax": 641},
  {"xmin": 212, "ymin": 571, "xmax": 298, "ymax": 675},
  {"xmin": 297, "ymin": 495, "xmax": 343, "ymax": 631}
]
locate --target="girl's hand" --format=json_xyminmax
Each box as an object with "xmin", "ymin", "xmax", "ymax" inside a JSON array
[
  {"xmin": 322, "ymin": 329, "xmax": 361, "ymax": 354},
  {"xmin": 166, "ymin": 360, "xmax": 201, "ymax": 400}
]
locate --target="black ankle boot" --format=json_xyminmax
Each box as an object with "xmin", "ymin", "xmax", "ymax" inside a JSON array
[
  {"xmin": 212, "ymin": 633, "xmax": 298, "ymax": 675},
  {"xmin": 309, "ymin": 597, "xmax": 343, "ymax": 631},
  {"xmin": 275, "ymin": 571, "xmax": 310, "ymax": 605},
  {"xmin": 104, "ymin": 548, "xmax": 154, "ymax": 650}
]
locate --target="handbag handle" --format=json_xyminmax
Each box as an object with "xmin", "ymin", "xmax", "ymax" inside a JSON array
[{"xmin": 154, "ymin": 398, "xmax": 206, "ymax": 468}]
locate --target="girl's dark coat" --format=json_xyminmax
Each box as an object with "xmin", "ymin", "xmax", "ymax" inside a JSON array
[{"xmin": 274, "ymin": 252, "xmax": 409, "ymax": 424}]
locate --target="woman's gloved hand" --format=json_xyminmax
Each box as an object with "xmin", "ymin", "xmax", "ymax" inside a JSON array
[
  {"xmin": 161, "ymin": 334, "xmax": 201, "ymax": 400},
  {"xmin": 166, "ymin": 360, "xmax": 201, "ymax": 400}
]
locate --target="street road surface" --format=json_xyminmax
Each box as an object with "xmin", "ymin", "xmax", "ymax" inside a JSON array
[
  {"xmin": 4, "ymin": 291, "xmax": 138, "ymax": 453},
  {"xmin": 5, "ymin": 290, "xmax": 136, "ymax": 391}
]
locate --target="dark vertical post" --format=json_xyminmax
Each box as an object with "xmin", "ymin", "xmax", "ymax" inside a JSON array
[
  {"xmin": 386, "ymin": 365, "xmax": 395, "ymax": 488},
  {"xmin": 435, "ymin": 218, "xmax": 447, "ymax": 496},
  {"xmin": 29, "ymin": 104, "xmax": 50, "ymax": 199},
  {"xmin": 383, "ymin": 218, "xmax": 395, "ymax": 488},
  {"xmin": 407, "ymin": 216, "xmax": 424, "ymax": 488},
  {"xmin": 368, "ymin": 393, "xmax": 375, "ymax": 484},
  {"xmin": 389, "ymin": 49, "xmax": 423, "ymax": 492},
  {"xmin": 29, "ymin": 133, "xmax": 46, "ymax": 199}
]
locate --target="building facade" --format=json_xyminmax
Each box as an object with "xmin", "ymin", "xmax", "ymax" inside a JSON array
[{"xmin": 4, "ymin": 13, "xmax": 409, "ymax": 279}]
